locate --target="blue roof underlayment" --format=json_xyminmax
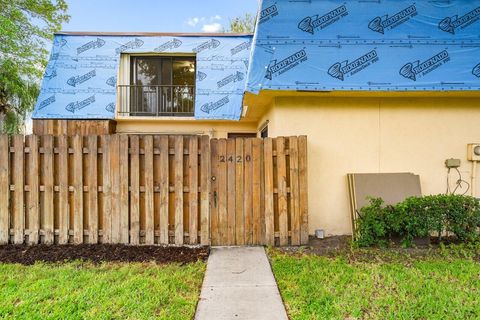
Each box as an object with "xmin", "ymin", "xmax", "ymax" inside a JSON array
[
  {"xmin": 246, "ymin": 0, "xmax": 480, "ymax": 93},
  {"xmin": 33, "ymin": 34, "xmax": 252, "ymax": 120}
]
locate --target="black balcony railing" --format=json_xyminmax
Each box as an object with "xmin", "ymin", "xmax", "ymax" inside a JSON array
[{"xmin": 117, "ymin": 85, "xmax": 195, "ymax": 117}]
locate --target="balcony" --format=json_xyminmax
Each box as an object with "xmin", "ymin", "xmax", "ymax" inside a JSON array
[{"xmin": 117, "ymin": 84, "xmax": 195, "ymax": 117}]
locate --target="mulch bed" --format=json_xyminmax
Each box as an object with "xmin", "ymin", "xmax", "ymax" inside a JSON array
[{"xmin": 0, "ymin": 244, "xmax": 209, "ymax": 265}]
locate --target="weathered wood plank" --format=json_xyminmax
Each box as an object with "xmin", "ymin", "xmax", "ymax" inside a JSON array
[
  {"xmin": 199, "ymin": 136, "xmax": 210, "ymax": 245},
  {"xmin": 174, "ymin": 136, "xmax": 184, "ymax": 245},
  {"xmin": 119, "ymin": 135, "xmax": 129, "ymax": 244},
  {"xmin": 109, "ymin": 135, "xmax": 120, "ymax": 243},
  {"xmin": 43, "ymin": 135, "xmax": 54, "ymax": 244},
  {"xmin": 289, "ymin": 137, "xmax": 301, "ymax": 245},
  {"xmin": 235, "ymin": 138, "xmax": 244, "ymax": 245},
  {"xmin": 298, "ymin": 136, "xmax": 309, "ymax": 245},
  {"xmin": 158, "ymin": 136, "xmax": 169, "ymax": 244},
  {"xmin": 263, "ymin": 138, "xmax": 275, "ymax": 246},
  {"xmin": 0, "ymin": 136, "xmax": 9, "ymax": 244},
  {"xmin": 217, "ymin": 139, "xmax": 228, "ymax": 245},
  {"xmin": 188, "ymin": 137, "xmax": 198, "ymax": 245},
  {"xmin": 101, "ymin": 136, "xmax": 112, "ymax": 243},
  {"xmin": 13, "ymin": 135, "xmax": 25, "ymax": 244},
  {"xmin": 226, "ymin": 138, "xmax": 236, "ymax": 245},
  {"xmin": 58, "ymin": 135, "xmax": 69, "ymax": 244},
  {"xmin": 210, "ymin": 139, "xmax": 219, "ymax": 245},
  {"xmin": 252, "ymin": 138, "xmax": 263, "ymax": 245},
  {"xmin": 73, "ymin": 135, "xmax": 83, "ymax": 244},
  {"xmin": 243, "ymin": 139, "xmax": 253, "ymax": 245},
  {"xmin": 26, "ymin": 135, "xmax": 39, "ymax": 245},
  {"xmin": 144, "ymin": 135, "xmax": 154, "ymax": 245},
  {"xmin": 276, "ymin": 137, "xmax": 288, "ymax": 246},
  {"xmin": 130, "ymin": 135, "xmax": 140, "ymax": 245},
  {"xmin": 87, "ymin": 136, "xmax": 98, "ymax": 244}
]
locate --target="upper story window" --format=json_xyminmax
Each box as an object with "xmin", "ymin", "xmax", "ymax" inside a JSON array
[{"xmin": 118, "ymin": 55, "xmax": 196, "ymax": 117}]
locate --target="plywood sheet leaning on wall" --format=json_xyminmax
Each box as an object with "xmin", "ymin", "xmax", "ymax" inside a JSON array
[{"xmin": 347, "ymin": 173, "xmax": 422, "ymax": 236}]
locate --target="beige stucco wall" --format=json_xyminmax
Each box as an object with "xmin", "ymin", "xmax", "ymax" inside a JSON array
[
  {"xmin": 265, "ymin": 95, "xmax": 480, "ymax": 236},
  {"xmin": 115, "ymin": 118, "xmax": 258, "ymax": 138}
]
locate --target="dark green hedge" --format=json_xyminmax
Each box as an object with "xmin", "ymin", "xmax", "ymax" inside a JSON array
[{"xmin": 355, "ymin": 195, "xmax": 480, "ymax": 247}]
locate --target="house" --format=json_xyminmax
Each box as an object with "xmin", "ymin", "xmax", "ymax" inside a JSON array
[{"xmin": 33, "ymin": 0, "xmax": 480, "ymax": 237}]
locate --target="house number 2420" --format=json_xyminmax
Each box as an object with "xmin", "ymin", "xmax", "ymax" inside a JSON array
[{"xmin": 218, "ymin": 155, "xmax": 251, "ymax": 163}]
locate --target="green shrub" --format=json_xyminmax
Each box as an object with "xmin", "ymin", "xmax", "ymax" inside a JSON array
[{"xmin": 355, "ymin": 194, "xmax": 480, "ymax": 247}]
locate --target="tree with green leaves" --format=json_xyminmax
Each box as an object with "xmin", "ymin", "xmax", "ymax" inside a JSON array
[
  {"xmin": 229, "ymin": 13, "xmax": 256, "ymax": 33},
  {"xmin": 0, "ymin": 0, "xmax": 69, "ymax": 134}
]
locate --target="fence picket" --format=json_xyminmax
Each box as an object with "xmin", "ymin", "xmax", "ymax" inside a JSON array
[
  {"xmin": 289, "ymin": 137, "xmax": 301, "ymax": 245},
  {"xmin": 276, "ymin": 137, "xmax": 288, "ymax": 246},
  {"xmin": 144, "ymin": 136, "xmax": 154, "ymax": 245},
  {"xmin": 235, "ymin": 138, "xmax": 244, "ymax": 245},
  {"xmin": 73, "ymin": 135, "xmax": 83, "ymax": 244},
  {"xmin": 158, "ymin": 136, "xmax": 169, "ymax": 244},
  {"xmin": 210, "ymin": 139, "xmax": 219, "ymax": 245},
  {"xmin": 174, "ymin": 136, "xmax": 184, "ymax": 245},
  {"xmin": 13, "ymin": 135, "xmax": 24, "ymax": 244},
  {"xmin": 189, "ymin": 137, "xmax": 198, "ymax": 245},
  {"xmin": 252, "ymin": 138, "xmax": 263, "ymax": 245},
  {"xmin": 226, "ymin": 138, "xmax": 236, "ymax": 245},
  {"xmin": 119, "ymin": 135, "xmax": 129, "ymax": 244},
  {"xmin": 27, "ymin": 135, "xmax": 39, "ymax": 245},
  {"xmin": 200, "ymin": 136, "xmax": 210, "ymax": 245},
  {"xmin": 58, "ymin": 136, "xmax": 69, "ymax": 244},
  {"xmin": 244, "ymin": 139, "xmax": 253, "ymax": 245},
  {"xmin": 88, "ymin": 136, "xmax": 98, "ymax": 244},
  {"xmin": 263, "ymin": 138, "xmax": 274, "ymax": 246},
  {"xmin": 130, "ymin": 135, "xmax": 140, "ymax": 245},
  {"xmin": 43, "ymin": 135, "xmax": 54, "ymax": 244},
  {"xmin": 0, "ymin": 136, "xmax": 9, "ymax": 244},
  {"xmin": 110, "ymin": 135, "xmax": 120, "ymax": 243},
  {"xmin": 298, "ymin": 136, "xmax": 309, "ymax": 245},
  {"xmin": 101, "ymin": 135, "xmax": 112, "ymax": 243},
  {"xmin": 217, "ymin": 139, "xmax": 228, "ymax": 245}
]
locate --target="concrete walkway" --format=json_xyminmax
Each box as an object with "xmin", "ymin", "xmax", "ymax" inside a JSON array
[{"xmin": 195, "ymin": 247, "xmax": 288, "ymax": 320}]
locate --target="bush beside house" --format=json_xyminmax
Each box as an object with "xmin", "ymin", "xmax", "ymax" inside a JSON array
[{"xmin": 355, "ymin": 195, "xmax": 480, "ymax": 247}]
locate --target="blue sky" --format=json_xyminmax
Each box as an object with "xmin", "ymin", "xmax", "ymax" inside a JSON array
[{"xmin": 62, "ymin": 0, "xmax": 259, "ymax": 32}]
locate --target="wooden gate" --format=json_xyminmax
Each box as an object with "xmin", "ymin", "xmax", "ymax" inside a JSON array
[
  {"xmin": 0, "ymin": 135, "xmax": 307, "ymax": 246},
  {"xmin": 210, "ymin": 137, "xmax": 308, "ymax": 246}
]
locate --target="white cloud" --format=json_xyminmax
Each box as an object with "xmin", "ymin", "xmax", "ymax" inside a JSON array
[
  {"xmin": 186, "ymin": 17, "xmax": 202, "ymax": 27},
  {"xmin": 201, "ymin": 22, "xmax": 224, "ymax": 33},
  {"xmin": 186, "ymin": 15, "xmax": 223, "ymax": 29}
]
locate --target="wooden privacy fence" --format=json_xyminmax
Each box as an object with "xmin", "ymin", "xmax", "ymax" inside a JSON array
[{"xmin": 0, "ymin": 134, "xmax": 307, "ymax": 246}]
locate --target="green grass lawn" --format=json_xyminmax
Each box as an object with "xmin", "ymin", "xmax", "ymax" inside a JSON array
[
  {"xmin": 0, "ymin": 261, "xmax": 206, "ymax": 320},
  {"xmin": 269, "ymin": 247, "xmax": 480, "ymax": 320}
]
